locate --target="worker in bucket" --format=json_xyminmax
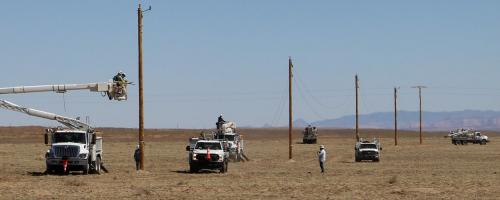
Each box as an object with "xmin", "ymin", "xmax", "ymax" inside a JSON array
[
  {"xmin": 134, "ymin": 145, "xmax": 141, "ymax": 171},
  {"xmin": 317, "ymin": 145, "xmax": 326, "ymax": 173},
  {"xmin": 113, "ymin": 71, "xmax": 127, "ymax": 87}
]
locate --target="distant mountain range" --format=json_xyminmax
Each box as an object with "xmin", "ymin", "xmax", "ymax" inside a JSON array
[{"xmin": 291, "ymin": 110, "xmax": 500, "ymax": 131}]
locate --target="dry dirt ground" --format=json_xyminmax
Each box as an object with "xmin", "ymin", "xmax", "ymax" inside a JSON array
[{"xmin": 1, "ymin": 127, "xmax": 500, "ymax": 199}]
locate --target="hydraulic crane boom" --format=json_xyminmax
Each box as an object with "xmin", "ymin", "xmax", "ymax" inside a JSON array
[
  {"xmin": 0, "ymin": 76, "xmax": 129, "ymax": 101},
  {"xmin": 0, "ymin": 99, "xmax": 91, "ymax": 131}
]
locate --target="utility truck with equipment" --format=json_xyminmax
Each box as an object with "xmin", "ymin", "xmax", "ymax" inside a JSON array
[
  {"xmin": 0, "ymin": 100, "xmax": 104, "ymax": 174},
  {"xmin": 0, "ymin": 74, "xmax": 129, "ymax": 174},
  {"xmin": 355, "ymin": 138, "xmax": 381, "ymax": 162},
  {"xmin": 449, "ymin": 129, "xmax": 489, "ymax": 145},
  {"xmin": 214, "ymin": 120, "xmax": 249, "ymax": 162}
]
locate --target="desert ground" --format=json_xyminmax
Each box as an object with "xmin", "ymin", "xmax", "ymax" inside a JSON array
[{"xmin": 1, "ymin": 126, "xmax": 499, "ymax": 199}]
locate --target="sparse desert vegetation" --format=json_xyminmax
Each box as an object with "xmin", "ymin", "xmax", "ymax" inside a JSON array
[{"xmin": 1, "ymin": 127, "xmax": 499, "ymax": 199}]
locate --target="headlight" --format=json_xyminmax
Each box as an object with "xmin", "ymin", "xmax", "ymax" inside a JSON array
[
  {"xmin": 192, "ymin": 153, "xmax": 197, "ymax": 160},
  {"xmin": 79, "ymin": 153, "xmax": 88, "ymax": 159},
  {"xmin": 218, "ymin": 155, "xmax": 223, "ymax": 161},
  {"xmin": 46, "ymin": 150, "xmax": 54, "ymax": 158}
]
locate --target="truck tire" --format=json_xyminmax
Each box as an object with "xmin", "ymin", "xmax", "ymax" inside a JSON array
[
  {"xmin": 373, "ymin": 158, "xmax": 380, "ymax": 162},
  {"xmin": 452, "ymin": 140, "xmax": 456, "ymax": 145},
  {"xmin": 46, "ymin": 165, "xmax": 53, "ymax": 175},
  {"xmin": 355, "ymin": 157, "xmax": 361, "ymax": 162},
  {"xmin": 83, "ymin": 163, "xmax": 89, "ymax": 175},
  {"xmin": 94, "ymin": 157, "xmax": 102, "ymax": 174},
  {"xmin": 189, "ymin": 165, "xmax": 198, "ymax": 173},
  {"xmin": 481, "ymin": 140, "xmax": 486, "ymax": 145}
]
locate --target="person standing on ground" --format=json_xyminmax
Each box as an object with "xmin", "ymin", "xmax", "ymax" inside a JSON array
[
  {"xmin": 134, "ymin": 145, "xmax": 141, "ymax": 171},
  {"xmin": 318, "ymin": 145, "xmax": 326, "ymax": 173}
]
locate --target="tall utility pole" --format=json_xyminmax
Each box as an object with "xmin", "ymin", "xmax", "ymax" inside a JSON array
[
  {"xmin": 412, "ymin": 86, "xmax": 427, "ymax": 145},
  {"xmin": 355, "ymin": 74, "xmax": 360, "ymax": 142},
  {"xmin": 394, "ymin": 87, "xmax": 398, "ymax": 146},
  {"xmin": 137, "ymin": 3, "xmax": 151, "ymax": 170},
  {"xmin": 288, "ymin": 57, "xmax": 293, "ymax": 160}
]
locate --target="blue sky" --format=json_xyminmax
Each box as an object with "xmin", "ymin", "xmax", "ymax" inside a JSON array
[{"xmin": 1, "ymin": 1, "xmax": 500, "ymax": 128}]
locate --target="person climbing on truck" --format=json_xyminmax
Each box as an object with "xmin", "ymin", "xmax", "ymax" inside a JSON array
[{"xmin": 217, "ymin": 114, "xmax": 226, "ymax": 129}]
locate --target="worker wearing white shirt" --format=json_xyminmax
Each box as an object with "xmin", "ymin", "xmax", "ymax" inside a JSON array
[{"xmin": 318, "ymin": 145, "xmax": 326, "ymax": 173}]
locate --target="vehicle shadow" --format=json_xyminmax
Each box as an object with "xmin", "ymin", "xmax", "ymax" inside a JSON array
[
  {"xmin": 172, "ymin": 170, "xmax": 190, "ymax": 174},
  {"xmin": 27, "ymin": 171, "xmax": 47, "ymax": 176},
  {"xmin": 171, "ymin": 169, "xmax": 221, "ymax": 174},
  {"xmin": 27, "ymin": 171, "xmax": 87, "ymax": 176}
]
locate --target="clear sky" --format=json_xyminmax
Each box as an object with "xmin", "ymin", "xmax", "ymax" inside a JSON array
[{"xmin": 1, "ymin": 1, "xmax": 500, "ymax": 128}]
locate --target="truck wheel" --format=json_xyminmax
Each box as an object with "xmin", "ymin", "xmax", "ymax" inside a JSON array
[
  {"xmin": 481, "ymin": 140, "xmax": 486, "ymax": 145},
  {"xmin": 373, "ymin": 158, "xmax": 380, "ymax": 162},
  {"xmin": 355, "ymin": 157, "xmax": 360, "ymax": 162},
  {"xmin": 94, "ymin": 157, "xmax": 102, "ymax": 174},
  {"xmin": 46, "ymin": 165, "xmax": 53, "ymax": 175},
  {"xmin": 189, "ymin": 165, "xmax": 198, "ymax": 173},
  {"xmin": 83, "ymin": 163, "xmax": 89, "ymax": 175},
  {"xmin": 452, "ymin": 140, "xmax": 456, "ymax": 145}
]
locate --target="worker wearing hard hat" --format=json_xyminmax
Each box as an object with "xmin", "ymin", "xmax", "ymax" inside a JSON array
[
  {"xmin": 113, "ymin": 71, "xmax": 127, "ymax": 87},
  {"xmin": 134, "ymin": 145, "xmax": 141, "ymax": 171},
  {"xmin": 317, "ymin": 145, "xmax": 326, "ymax": 173},
  {"xmin": 216, "ymin": 114, "xmax": 226, "ymax": 129}
]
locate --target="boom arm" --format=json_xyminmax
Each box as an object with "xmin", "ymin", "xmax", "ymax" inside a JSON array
[
  {"xmin": 0, "ymin": 99, "xmax": 91, "ymax": 131},
  {"xmin": 0, "ymin": 78, "xmax": 128, "ymax": 101}
]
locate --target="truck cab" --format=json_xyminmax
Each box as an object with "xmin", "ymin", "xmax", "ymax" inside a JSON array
[
  {"xmin": 45, "ymin": 128, "xmax": 102, "ymax": 174},
  {"xmin": 187, "ymin": 140, "xmax": 228, "ymax": 173}
]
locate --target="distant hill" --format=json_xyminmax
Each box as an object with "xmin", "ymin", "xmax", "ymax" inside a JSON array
[{"xmin": 292, "ymin": 110, "xmax": 500, "ymax": 131}]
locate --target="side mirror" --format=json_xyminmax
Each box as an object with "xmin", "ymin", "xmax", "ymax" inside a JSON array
[
  {"xmin": 91, "ymin": 134, "xmax": 96, "ymax": 145},
  {"xmin": 44, "ymin": 133, "xmax": 49, "ymax": 145},
  {"xmin": 380, "ymin": 147, "xmax": 383, "ymax": 150},
  {"xmin": 185, "ymin": 146, "xmax": 190, "ymax": 151}
]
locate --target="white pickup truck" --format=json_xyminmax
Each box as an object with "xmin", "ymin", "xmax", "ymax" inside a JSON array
[{"xmin": 186, "ymin": 140, "xmax": 228, "ymax": 173}]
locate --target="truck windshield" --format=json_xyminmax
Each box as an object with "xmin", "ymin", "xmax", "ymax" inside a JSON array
[
  {"xmin": 224, "ymin": 135, "xmax": 235, "ymax": 141},
  {"xmin": 360, "ymin": 144, "xmax": 377, "ymax": 149},
  {"xmin": 53, "ymin": 132, "xmax": 86, "ymax": 144},
  {"xmin": 195, "ymin": 142, "xmax": 222, "ymax": 150}
]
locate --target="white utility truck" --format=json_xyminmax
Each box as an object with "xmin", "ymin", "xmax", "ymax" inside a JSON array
[
  {"xmin": 449, "ymin": 129, "xmax": 489, "ymax": 145},
  {"xmin": 355, "ymin": 138, "xmax": 381, "ymax": 162},
  {"xmin": 214, "ymin": 121, "xmax": 248, "ymax": 162},
  {"xmin": 0, "ymin": 100, "xmax": 104, "ymax": 174}
]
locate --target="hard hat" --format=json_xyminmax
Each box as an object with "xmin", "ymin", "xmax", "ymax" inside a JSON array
[
  {"xmin": 319, "ymin": 145, "xmax": 324, "ymax": 149},
  {"xmin": 136, "ymin": 145, "xmax": 140, "ymax": 149},
  {"xmin": 220, "ymin": 114, "xmax": 223, "ymax": 117}
]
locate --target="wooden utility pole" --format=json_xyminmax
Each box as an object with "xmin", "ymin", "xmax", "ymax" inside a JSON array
[
  {"xmin": 355, "ymin": 74, "xmax": 360, "ymax": 141},
  {"xmin": 288, "ymin": 57, "xmax": 293, "ymax": 160},
  {"xmin": 412, "ymin": 86, "xmax": 427, "ymax": 144},
  {"xmin": 394, "ymin": 87, "xmax": 398, "ymax": 146},
  {"xmin": 137, "ymin": 3, "xmax": 151, "ymax": 170}
]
